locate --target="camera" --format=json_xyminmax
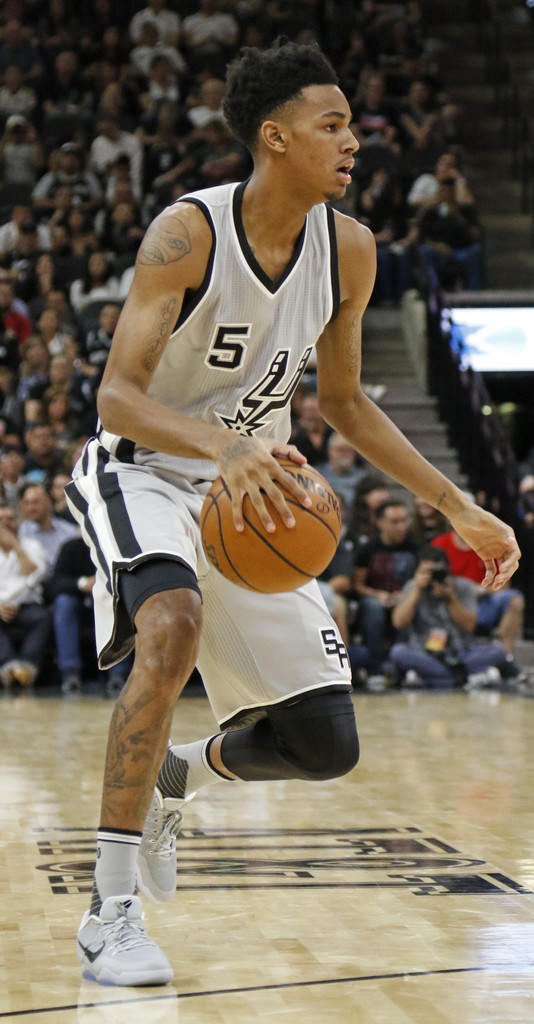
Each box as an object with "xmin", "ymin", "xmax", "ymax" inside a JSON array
[{"xmin": 431, "ymin": 565, "xmax": 448, "ymax": 583}]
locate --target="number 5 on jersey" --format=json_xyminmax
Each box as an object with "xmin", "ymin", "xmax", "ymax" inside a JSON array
[{"xmin": 205, "ymin": 324, "xmax": 252, "ymax": 371}]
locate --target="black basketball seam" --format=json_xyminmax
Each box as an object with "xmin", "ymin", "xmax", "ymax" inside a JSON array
[
  {"xmin": 202, "ymin": 491, "xmax": 262, "ymax": 591},
  {"xmin": 219, "ymin": 479, "xmax": 315, "ymax": 580},
  {"xmin": 283, "ymin": 497, "xmax": 340, "ymax": 544}
]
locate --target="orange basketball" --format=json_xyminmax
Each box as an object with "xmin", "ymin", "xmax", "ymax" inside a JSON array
[{"xmin": 200, "ymin": 458, "xmax": 342, "ymax": 593}]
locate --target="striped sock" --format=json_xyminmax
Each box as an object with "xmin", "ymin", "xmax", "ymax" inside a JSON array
[
  {"xmin": 90, "ymin": 827, "xmax": 142, "ymax": 915},
  {"xmin": 158, "ymin": 737, "xmax": 232, "ymax": 799}
]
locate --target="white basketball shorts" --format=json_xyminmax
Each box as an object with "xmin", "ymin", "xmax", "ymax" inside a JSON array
[{"xmin": 66, "ymin": 439, "xmax": 352, "ymax": 727}]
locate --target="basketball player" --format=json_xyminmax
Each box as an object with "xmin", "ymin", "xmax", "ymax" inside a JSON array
[{"xmin": 69, "ymin": 41, "xmax": 520, "ymax": 985}]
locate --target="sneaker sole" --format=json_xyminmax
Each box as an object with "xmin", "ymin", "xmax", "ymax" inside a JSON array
[{"xmin": 77, "ymin": 948, "xmax": 173, "ymax": 986}]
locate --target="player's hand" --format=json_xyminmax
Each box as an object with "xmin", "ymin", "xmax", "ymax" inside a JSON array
[
  {"xmin": 448, "ymin": 504, "xmax": 520, "ymax": 590},
  {"xmin": 214, "ymin": 434, "xmax": 312, "ymax": 533}
]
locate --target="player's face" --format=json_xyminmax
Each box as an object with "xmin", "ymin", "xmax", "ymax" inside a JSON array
[{"xmin": 283, "ymin": 84, "xmax": 358, "ymax": 202}]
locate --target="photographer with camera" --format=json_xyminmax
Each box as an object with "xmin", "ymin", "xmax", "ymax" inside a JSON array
[{"xmin": 390, "ymin": 546, "xmax": 517, "ymax": 689}]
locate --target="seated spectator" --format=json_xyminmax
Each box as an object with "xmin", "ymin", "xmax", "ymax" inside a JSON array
[
  {"xmin": 32, "ymin": 142, "xmax": 103, "ymax": 217},
  {"xmin": 317, "ymin": 432, "xmax": 367, "ymax": 510},
  {"xmin": 41, "ymin": 385, "xmax": 79, "ymax": 451},
  {"xmin": 0, "ymin": 114, "xmax": 44, "ymax": 185},
  {"xmin": 90, "ymin": 113, "xmax": 144, "ymax": 202},
  {"xmin": 197, "ymin": 120, "xmax": 248, "ymax": 186},
  {"xmin": 140, "ymin": 54, "xmax": 180, "ymax": 116},
  {"xmin": 19, "ymin": 480, "xmax": 78, "ymax": 575},
  {"xmin": 78, "ymin": 301, "xmax": 120, "ymax": 384},
  {"xmin": 186, "ymin": 77, "xmax": 226, "ymax": 129},
  {"xmin": 182, "ymin": 0, "xmax": 239, "ymax": 76},
  {"xmin": 0, "ymin": 64, "xmax": 37, "ymax": 121},
  {"xmin": 4, "ymin": 217, "xmax": 45, "ymax": 305},
  {"xmin": 36, "ymin": 306, "xmax": 76, "ymax": 358},
  {"xmin": 69, "ymin": 251, "xmax": 120, "ymax": 312},
  {"xmin": 0, "ymin": 440, "xmax": 26, "ymax": 510},
  {"xmin": 431, "ymin": 523, "xmax": 524, "ymax": 657},
  {"xmin": 0, "ymin": 364, "xmax": 24, "ymax": 434},
  {"xmin": 104, "ymin": 153, "xmax": 142, "ymax": 207},
  {"xmin": 411, "ymin": 496, "xmax": 448, "ymax": 542},
  {"xmin": 0, "ymin": 204, "xmax": 51, "ymax": 260},
  {"xmin": 0, "ymin": 20, "xmax": 43, "ymax": 85},
  {"xmin": 130, "ymin": 22, "xmax": 187, "ymax": 83},
  {"xmin": 0, "ymin": 501, "xmax": 49, "ymax": 688},
  {"xmin": 353, "ymin": 500, "xmax": 420, "ymax": 680},
  {"xmin": 349, "ymin": 473, "xmax": 392, "ymax": 543},
  {"xmin": 17, "ymin": 335, "xmax": 50, "ymax": 404},
  {"xmin": 0, "ymin": 279, "xmax": 32, "ymax": 346},
  {"xmin": 129, "ymin": 0, "xmax": 181, "ymax": 48},
  {"xmin": 291, "ymin": 393, "xmax": 332, "ymax": 465},
  {"xmin": 23, "ymin": 422, "xmax": 65, "ymax": 484},
  {"xmin": 399, "ymin": 78, "xmax": 444, "ymax": 177},
  {"xmin": 407, "ymin": 150, "xmax": 474, "ymax": 214},
  {"xmin": 417, "ymin": 178, "xmax": 483, "ymax": 290},
  {"xmin": 391, "ymin": 546, "xmax": 520, "ymax": 689},
  {"xmin": 49, "ymin": 470, "xmax": 75, "ymax": 523},
  {"xmin": 63, "ymin": 208, "xmax": 99, "ymax": 259},
  {"xmin": 40, "ymin": 49, "xmax": 94, "ymax": 147},
  {"xmin": 356, "ymin": 166, "xmax": 416, "ymax": 305},
  {"xmin": 0, "ymin": 323, "xmax": 21, "ymax": 376},
  {"xmin": 100, "ymin": 200, "xmax": 144, "ymax": 262},
  {"xmin": 351, "ymin": 71, "xmax": 400, "ymax": 180}
]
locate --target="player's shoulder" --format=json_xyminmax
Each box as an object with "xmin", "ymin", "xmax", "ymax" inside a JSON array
[
  {"xmin": 331, "ymin": 208, "xmax": 375, "ymax": 259},
  {"xmin": 330, "ymin": 209, "xmax": 376, "ymax": 305},
  {"xmin": 134, "ymin": 198, "xmax": 215, "ymax": 290}
]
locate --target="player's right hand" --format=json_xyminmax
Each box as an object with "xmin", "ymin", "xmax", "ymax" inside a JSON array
[{"xmin": 214, "ymin": 433, "xmax": 312, "ymax": 533}]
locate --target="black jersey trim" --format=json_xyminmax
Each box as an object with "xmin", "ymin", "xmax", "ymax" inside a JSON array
[
  {"xmin": 326, "ymin": 205, "xmax": 340, "ymax": 323},
  {"xmin": 115, "ymin": 437, "xmax": 136, "ymax": 463},
  {"xmin": 97, "ymin": 472, "xmax": 142, "ymax": 559},
  {"xmin": 173, "ymin": 197, "xmax": 216, "ymax": 331},
  {"xmin": 64, "ymin": 480, "xmax": 113, "ymax": 593},
  {"xmin": 233, "ymin": 180, "xmax": 307, "ymax": 294}
]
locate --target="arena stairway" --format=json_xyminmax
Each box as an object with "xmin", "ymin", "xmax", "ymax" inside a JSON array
[{"xmin": 421, "ymin": 0, "xmax": 534, "ymax": 289}]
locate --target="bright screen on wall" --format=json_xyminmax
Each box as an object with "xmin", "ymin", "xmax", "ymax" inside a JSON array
[{"xmin": 442, "ymin": 306, "xmax": 534, "ymax": 372}]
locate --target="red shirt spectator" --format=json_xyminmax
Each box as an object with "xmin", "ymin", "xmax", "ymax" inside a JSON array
[
  {"xmin": 0, "ymin": 280, "xmax": 32, "ymax": 346},
  {"xmin": 432, "ymin": 530, "xmax": 485, "ymax": 583}
]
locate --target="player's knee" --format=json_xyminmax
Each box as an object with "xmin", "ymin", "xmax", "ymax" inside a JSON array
[
  {"xmin": 272, "ymin": 692, "xmax": 359, "ymax": 781},
  {"xmin": 135, "ymin": 589, "xmax": 202, "ymax": 684}
]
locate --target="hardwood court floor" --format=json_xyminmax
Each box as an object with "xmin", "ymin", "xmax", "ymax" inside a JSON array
[{"xmin": 1, "ymin": 686, "xmax": 534, "ymax": 1023}]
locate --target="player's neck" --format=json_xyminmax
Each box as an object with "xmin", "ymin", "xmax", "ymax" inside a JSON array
[{"xmin": 241, "ymin": 171, "xmax": 312, "ymax": 249}]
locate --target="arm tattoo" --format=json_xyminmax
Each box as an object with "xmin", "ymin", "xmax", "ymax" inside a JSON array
[
  {"xmin": 138, "ymin": 217, "xmax": 192, "ymax": 266},
  {"xmin": 437, "ymin": 490, "xmax": 447, "ymax": 509},
  {"xmin": 142, "ymin": 295, "xmax": 178, "ymax": 373}
]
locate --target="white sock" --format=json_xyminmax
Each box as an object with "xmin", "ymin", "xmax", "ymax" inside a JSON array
[
  {"xmin": 158, "ymin": 737, "xmax": 231, "ymax": 799},
  {"xmin": 91, "ymin": 828, "xmax": 141, "ymax": 914}
]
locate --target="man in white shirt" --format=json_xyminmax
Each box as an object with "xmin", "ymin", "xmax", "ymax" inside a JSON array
[
  {"xmin": 90, "ymin": 114, "xmax": 143, "ymax": 199},
  {"xmin": 129, "ymin": 0, "xmax": 181, "ymax": 47},
  {"xmin": 19, "ymin": 482, "xmax": 78, "ymax": 575},
  {"xmin": 182, "ymin": 0, "xmax": 238, "ymax": 73},
  {"xmin": 0, "ymin": 503, "xmax": 49, "ymax": 687}
]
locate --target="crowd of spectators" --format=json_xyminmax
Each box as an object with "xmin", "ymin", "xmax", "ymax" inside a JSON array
[{"xmin": 0, "ymin": 0, "xmax": 523, "ymax": 694}]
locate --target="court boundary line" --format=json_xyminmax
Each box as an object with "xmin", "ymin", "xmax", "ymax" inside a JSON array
[{"xmin": 2, "ymin": 962, "xmax": 534, "ymax": 1018}]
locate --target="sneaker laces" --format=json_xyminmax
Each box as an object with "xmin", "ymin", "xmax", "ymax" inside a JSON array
[
  {"xmin": 105, "ymin": 906, "xmax": 157, "ymax": 954},
  {"xmin": 146, "ymin": 807, "xmax": 183, "ymax": 858}
]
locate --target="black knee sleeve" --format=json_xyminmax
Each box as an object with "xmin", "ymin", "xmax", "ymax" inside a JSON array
[{"xmin": 221, "ymin": 690, "xmax": 359, "ymax": 782}]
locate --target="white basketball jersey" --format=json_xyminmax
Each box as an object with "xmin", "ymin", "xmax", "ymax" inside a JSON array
[{"xmin": 97, "ymin": 180, "xmax": 340, "ymax": 480}]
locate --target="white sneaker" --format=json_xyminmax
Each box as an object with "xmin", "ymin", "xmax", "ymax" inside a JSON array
[
  {"xmin": 77, "ymin": 895, "xmax": 173, "ymax": 986},
  {"xmin": 137, "ymin": 788, "xmax": 189, "ymax": 903},
  {"xmin": 465, "ymin": 666, "xmax": 501, "ymax": 691}
]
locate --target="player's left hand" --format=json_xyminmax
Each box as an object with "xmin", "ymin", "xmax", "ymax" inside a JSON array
[{"xmin": 448, "ymin": 504, "xmax": 520, "ymax": 590}]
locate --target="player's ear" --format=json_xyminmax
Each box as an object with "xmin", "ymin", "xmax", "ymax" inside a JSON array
[{"xmin": 260, "ymin": 120, "xmax": 287, "ymax": 153}]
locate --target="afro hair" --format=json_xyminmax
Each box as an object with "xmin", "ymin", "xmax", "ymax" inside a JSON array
[{"xmin": 223, "ymin": 39, "xmax": 339, "ymax": 151}]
